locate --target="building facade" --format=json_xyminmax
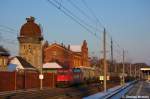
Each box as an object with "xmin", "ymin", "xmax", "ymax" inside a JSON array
[
  {"xmin": 43, "ymin": 40, "xmax": 89, "ymax": 68},
  {"xmin": 0, "ymin": 46, "xmax": 10, "ymax": 71},
  {"xmin": 18, "ymin": 17, "xmax": 43, "ymax": 69}
]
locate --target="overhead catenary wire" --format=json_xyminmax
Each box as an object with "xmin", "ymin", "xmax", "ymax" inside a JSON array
[
  {"xmin": 68, "ymin": 0, "xmax": 113, "ymax": 53},
  {"xmin": 81, "ymin": 0, "xmax": 123, "ymax": 57},
  {"xmin": 46, "ymin": 0, "xmax": 100, "ymax": 39},
  {"xmin": 0, "ymin": 28, "xmax": 18, "ymax": 36},
  {"xmin": 80, "ymin": 0, "xmax": 127, "ymax": 54},
  {"xmin": 67, "ymin": 0, "xmax": 105, "ymax": 40},
  {"xmin": 55, "ymin": 0, "xmax": 103, "ymax": 36},
  {"xmin": 0, "ymin": 27, "xmax": 18, "ymax": 45},
  {"xmin": 0, "ymin": 25, "xmax": 18, "ymax": 33},
  {"xmin": 67, "ymin": 0, "xmax": 100, "ymax": 29},
  {"xmin": 0, "ymin": 36, "xmax": 18, "ymax": 45},
  {"xmin": 83, "ymin": 1, "xmax": 131, "ymax": 64},
  {"xmin": 0, "ymin": 0, "xmax": 132, "ymax": 63},
  {"xmin": 81, "ymin": 0, "xmax": 105, "ymax": 29},
  {"xmin": 46, "ymin": 0, "xmax": 131, "ymax": 62},
  {"xmin": 80, "ymin": 0, "xmax": 127, "ymax": 57}
]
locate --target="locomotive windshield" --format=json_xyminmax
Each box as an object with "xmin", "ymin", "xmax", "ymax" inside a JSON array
[
  {"xmin": 57, "ymin": 69, "xmax": 72, "ymax": 74},
  {"xmin": 72, "ymin": 68, "xmax": 81, "ymax": 73}
]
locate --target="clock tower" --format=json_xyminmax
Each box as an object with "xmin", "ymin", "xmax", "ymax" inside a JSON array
[{"xmin": 18, "ymin": 16, "xmax": 43, "ymax": 69}]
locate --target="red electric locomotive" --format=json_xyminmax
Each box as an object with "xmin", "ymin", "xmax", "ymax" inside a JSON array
[{"xmin": 56, "ymin": 68, "xmax": 83, "ymax": 87}]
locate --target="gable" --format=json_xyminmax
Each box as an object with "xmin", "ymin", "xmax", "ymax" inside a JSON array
[
  {"xmin": 44, "ymin": 43, "xmax": 71, "ymax": 54},
  {"xmin": 16, "ymin": 56, "xmax": 35, "ymax": 69}
]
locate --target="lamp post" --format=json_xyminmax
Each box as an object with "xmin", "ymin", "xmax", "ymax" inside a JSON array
[
  {"xmin": 122, "ymin": 50, "xmax": 125, "ymax": 86},
  {"xmin": 103, "ymin": 28, "xmax": 107, "ymax": 92},
  {"xmin": 130, "ymin": 63, "xmax": 132, "ymax": 77},
  {"xmin": 40, "ymin": 41, "xmax": 43, "ymax": 90}
]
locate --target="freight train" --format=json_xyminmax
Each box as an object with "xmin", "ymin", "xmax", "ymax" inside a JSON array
[{"xmin": 56, "ymin": 66, "xmax": 98, "ymax": 87}]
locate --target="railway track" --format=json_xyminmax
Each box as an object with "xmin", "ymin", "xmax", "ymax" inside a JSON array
[
  {"xmin": 0, "ymin": 82, "xmax": 119, "ymax": 99},
  {"xmin": 83, "ymin": 80, "xmax": 138, "ymax": 99}
]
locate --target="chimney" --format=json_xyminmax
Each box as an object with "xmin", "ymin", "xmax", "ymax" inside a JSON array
[
  {"xmin": 26, "ymin": 16, "xmax": 35, "ymax": 22},
  {"xmin": 61, "ymin": 43, "xmax": 63, "ymax": 46},
  {"xmin": 68, "ymin": 45, "xmax": 70, "ymax": 50}
]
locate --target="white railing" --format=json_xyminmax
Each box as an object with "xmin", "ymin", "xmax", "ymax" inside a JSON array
[{"xmin": 83, "ymin": 80, "xmax": 138, "ymax": 99}]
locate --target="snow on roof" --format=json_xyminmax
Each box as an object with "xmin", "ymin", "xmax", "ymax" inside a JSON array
[
  {"xmin": 141, "ymin": 68, "xmax": 150, "ymax": 71},
  {"xmin": 70, "ymin": 45, "xmax": 81, "ymax": 52},
  {"xmin": 9, "ymin": 56, "xmax": 35, "ymax": 70},
  {"xmin": 43, "ymin": 62, "xmax": 62, "ymax": 69}
]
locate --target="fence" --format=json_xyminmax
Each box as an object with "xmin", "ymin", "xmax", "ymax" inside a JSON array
[{"xmin": 0, "ymin": 71, "xmax": 56, "ymax": 92}]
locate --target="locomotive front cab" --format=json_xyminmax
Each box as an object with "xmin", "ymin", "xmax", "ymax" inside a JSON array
[{"xmin": 56, "ymin": 68, "xmax": 73, "ymax": 87}]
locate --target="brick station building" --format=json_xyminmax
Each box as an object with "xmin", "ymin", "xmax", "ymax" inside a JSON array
[{"xmin": 43, "ymin": 40, "xmax": 90, "ymax": 68}]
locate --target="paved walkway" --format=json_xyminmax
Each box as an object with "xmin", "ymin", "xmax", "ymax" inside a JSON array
[{"xmin": 124, "ymin": 81, "xmax": 150, "ymax": 99}]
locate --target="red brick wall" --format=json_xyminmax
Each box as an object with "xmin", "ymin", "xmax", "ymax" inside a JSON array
[
  {"xmin": 44, "ymin": 43, "xmax": 90, "ymax": 68},
  {"xmin": 16, "ymin": 72, "xmax": 24, "ymax": 90},
  {"xmin": 0, "ymin": 71, "xmax": 56, "ymax": 92},
  {"xmin": 0, "ymin": 72, "xmax": 16, "ymax": 91},
  {"xmin": 25, "ymin": 72, "xmax": 40, "ymax": 89},
  {"xmin": 43, "ymin": 73, "xmax": 56, "ymax": 88},
  {"xmin": 44, "ymin": 45, "xmax": 72, "ymax": 67}
]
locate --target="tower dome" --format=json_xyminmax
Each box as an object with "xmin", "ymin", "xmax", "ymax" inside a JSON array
[{"xmin": 20, "ymin": 16, "xmax": 42, "ymax": 37}]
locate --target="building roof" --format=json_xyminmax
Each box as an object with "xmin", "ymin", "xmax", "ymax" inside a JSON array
[
  {"xmin": 43, "ymin": 62, "xmax": 62, "ymax": 69},
  {"xmin": 70, "ymin": 45, "xmax": 81, "ymax": 52},
  {"xmin": 16, "ymin": 56, "xmax": 35, "ymax": 69},
  {"xmin": 20, "ymin": 16, "xmax": 42, "ymax": 37},
  {"xmin": 0, "ymin": 46, "xmax": 10, "ymax": 56},
  {"xmin": 9, "ymin": 56, "xmax": 35, "ymax": 70}
]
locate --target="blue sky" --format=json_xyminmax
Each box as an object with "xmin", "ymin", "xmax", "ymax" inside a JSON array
[{"xmin": 0, "ymin": 0, "xmax": 150, "ymax": 65}]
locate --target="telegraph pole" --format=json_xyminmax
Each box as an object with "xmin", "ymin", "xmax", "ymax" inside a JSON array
[
  {"xmin": 130, "ymin": 63, "xmax": 132, "ymax": 77},
  {"xmin": 122, "ymin": 50, "xmax": 125, "ymax": 86},
  {"xmin": 135, "ymin": 65, "xmax": 137, "ymax": 77},
  {"xmin": 110, "ymin": 37, "xmax": 113, "ymax": 73},
  {"xmin": 103, "ymin": 28, "xmax": 107, "ymax": 92},
  {"xmin": 138, "ymin": 65, "xmax": 140, "ymax": 79}
]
